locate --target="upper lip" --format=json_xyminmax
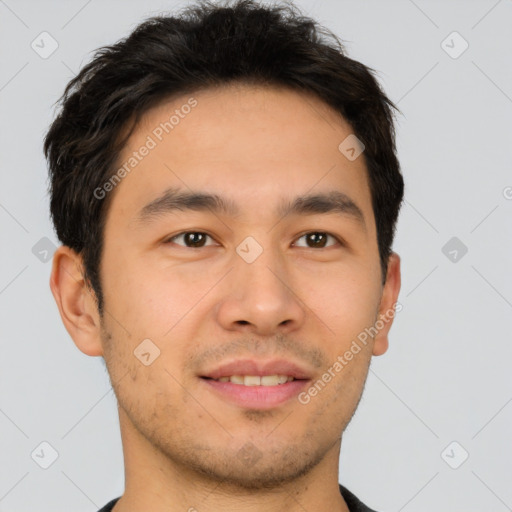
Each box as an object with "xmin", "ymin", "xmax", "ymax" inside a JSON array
[{"xmin": 200, "ymin": 359, "xmax": 312, "ymax": 380}]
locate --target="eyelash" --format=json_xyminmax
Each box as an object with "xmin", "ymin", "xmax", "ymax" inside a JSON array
[{"xmin": 164, "ymin": 231, "xmax": 343, "ymax": 249}]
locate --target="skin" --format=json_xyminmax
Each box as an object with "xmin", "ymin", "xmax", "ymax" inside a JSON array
[{"xmin": 50, "ymin": 83, "xmax": 401, "ymax": 512}]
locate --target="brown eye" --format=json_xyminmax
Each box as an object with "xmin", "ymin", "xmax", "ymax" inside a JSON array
[
  {"xmin": 166, "ymin": 232, "xmax": 214, "ymax": 248},
  {"xmin": 294, "ymin": 232, "xmax": 339, "ymax": 248}
]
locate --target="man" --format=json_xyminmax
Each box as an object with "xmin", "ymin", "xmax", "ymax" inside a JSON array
[{"xmin": 45, "ymin": 0, "xmax": 403, "ymax": 510}]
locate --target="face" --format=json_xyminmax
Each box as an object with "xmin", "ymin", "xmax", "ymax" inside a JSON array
[{"xmin": 66, "ymin": 84, "xmax": 400, "ymax": 490}]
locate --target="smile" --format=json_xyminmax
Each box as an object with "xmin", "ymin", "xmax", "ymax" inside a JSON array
[{"xmin": 211, "ymin": 375, "xmax": 295, "ymax": 386}]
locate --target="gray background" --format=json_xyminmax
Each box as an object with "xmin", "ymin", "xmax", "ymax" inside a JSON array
[{"xmin": 1, "ymin": 0, "xmax": 511, "ymax": 511}]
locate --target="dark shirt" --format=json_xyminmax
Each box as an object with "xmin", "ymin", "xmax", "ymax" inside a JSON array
[{"xmin": 97, "ymin": 485, "xmax": 378, "ymax": 511}]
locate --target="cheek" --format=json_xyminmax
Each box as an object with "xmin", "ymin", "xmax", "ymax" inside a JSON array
[
  {"xmin": 101, "ymin": 253, "xmax": 188, "ymax": 334},
  {"xmin": 102, "ymin": 260, "xmax": 225, "ymax": 371},
  {"xmin": 299, "ymin": 264, "xmax": 380, "ymax": 345}
]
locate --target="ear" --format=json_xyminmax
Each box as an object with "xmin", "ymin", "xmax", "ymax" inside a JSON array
[
  {"xmin": 49, "ymin": 246, "xmax": 104, "ymax": 357},
  {"xmin": 372, "ymin": 252, "xmax": 401, "ymax": 356}
]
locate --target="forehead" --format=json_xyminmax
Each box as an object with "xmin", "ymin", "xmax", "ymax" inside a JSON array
[{"xmin": 107, "ymin": 83, "xmax": 374, "ymax": 230}]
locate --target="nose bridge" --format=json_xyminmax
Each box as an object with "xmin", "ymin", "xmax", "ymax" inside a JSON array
[
  {"xmin": 215, "ymin": 234, "xmax": 305, "ymax": 335},
  {"xmin": 235, "ymin": 235, "xmax": 285, "ymax": 294}
]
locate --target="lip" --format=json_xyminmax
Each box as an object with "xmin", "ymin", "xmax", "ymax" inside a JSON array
[
  {"xmin": 200, "ymin": 358, "xmax": 312, "ymax": 380},
  {"xmin": 201, "ymin": 378, "xmax": 310, "ymax": 409},
  {"xmin": 199, "ymin": 358, "xmax": 312, "ymax": 410}
]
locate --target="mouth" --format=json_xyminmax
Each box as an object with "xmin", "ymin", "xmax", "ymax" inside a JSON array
[
  {"xmin": 203, "ymin": 374, "xmax": 296, "ymax": 386},
  {"xmin": 199, "ymin": 359, "xmax": 311, "ymax": 409}
]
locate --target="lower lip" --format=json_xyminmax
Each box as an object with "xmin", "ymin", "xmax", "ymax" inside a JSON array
[{"xmin": 201, "ymin": 378, "xmax": 310, "ymax": 409}]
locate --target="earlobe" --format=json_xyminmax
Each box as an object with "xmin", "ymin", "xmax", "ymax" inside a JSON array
[
  {"xmin": 50, "ymin": 246, "xmax": 104, "ymax": 357},
  {"xmin": 372, "ymin": 252, "xmax": 401, "ymax": 356}
]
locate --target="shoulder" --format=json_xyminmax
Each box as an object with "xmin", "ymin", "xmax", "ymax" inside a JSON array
[
  {"xmin": 96, "ymin": 496, "xmax": 121, "ymax": 512},
  {"xmin": 339, "ymin": 485, "xmax": 380, "ymax": 512}
]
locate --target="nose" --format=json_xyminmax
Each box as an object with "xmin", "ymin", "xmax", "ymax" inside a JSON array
[{"xmin": 215, "ymin": 245, "xmax": 306, "ymax": 337}]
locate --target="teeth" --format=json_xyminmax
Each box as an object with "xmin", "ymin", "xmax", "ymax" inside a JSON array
[
  {"xmin": 244, "ymin": 375, "xmax": 261, "ymax": 386},
  {"xmin": 261, "ymin": 375, "xmax": 280, "ymax": 386},
  {"xmin": 215, "ymin": 375, "xmax": 295, "ymax": 386}
]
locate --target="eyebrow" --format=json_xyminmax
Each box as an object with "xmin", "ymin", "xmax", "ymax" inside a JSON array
[{"xmin": 137, "ymin": 187, "xmax": 366, "ymax": 230}]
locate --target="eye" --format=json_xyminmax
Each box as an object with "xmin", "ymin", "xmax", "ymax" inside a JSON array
[
  {"xmin": 293, "ymin": 231, "xmax": 340, "ymax": 249},
  {"xmin": 164, "ymin": 231, "xmax": 341, "ymax": 249},
  {"xmin": 164, "ymin": 231, "xmax": 216, "ymax": 248}
]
